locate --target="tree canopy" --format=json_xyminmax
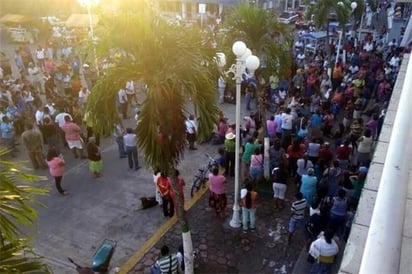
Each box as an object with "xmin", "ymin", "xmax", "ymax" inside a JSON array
[
  {"xmin": 85, "ymin": 9, "xmax": 220, "ymax": 171},
  {"xmin": 220, "ymin": 4, "xmax": 293, "ymax": 79}
]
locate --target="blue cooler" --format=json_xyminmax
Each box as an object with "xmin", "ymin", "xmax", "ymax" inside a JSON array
[{"xmin": 91, "ymin": 239, "xmax": 117, "ymax": 272}]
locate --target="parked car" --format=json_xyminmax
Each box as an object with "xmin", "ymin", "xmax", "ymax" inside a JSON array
[{"xmin": 278, "ymin": 11, "xmax": 299, "ymax": 24}]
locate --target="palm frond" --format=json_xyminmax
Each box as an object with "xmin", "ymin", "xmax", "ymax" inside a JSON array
[
  {"xmin": 85, "ymin": 10, "xmax": 220, "ymax": 171},
  {"xmin": 0, "ymin": 239, "xmax": 51, "ymax": 273}
]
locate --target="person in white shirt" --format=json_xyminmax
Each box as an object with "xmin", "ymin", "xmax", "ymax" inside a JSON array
[
  {"xmin": 389, "ymin": 54, "xmax": 400, "ymax": 69},
  {"xmin": 78, "ymin": 87, "xmax": 91, "ymax": 107},
  {"xmin": 294, "ymin": 40, "xmax": 304, "ymax": 50},
  {"xmin": 185, "ymin": 114, "xmax": 198, "ymax": 150},
  {"xmin": 217, "ymin": 76, "xmax": 225, "ymax": 104},
  {"xmin": 348, "ymin": 64, "xmax": 359, "ymax": 75},
  {"xmin": 388, "ymin": 38, "xmax": 398, "ymax": 48},
  {"xmin": 35, "ymin": 45, "xmax": 46, "ymax": 70},
  {"xmin": 281, "ymin": 108, "xmax": 294, "ymax": 146},
  {"xmin": 45, "ymin": 103, "xmax": 56, "ymax": 116},
  {"xmin": 54, "ymin": 111, "xmax": 72, "ymax": 148},
  {"xmin": 118, "ymin": 88, "xmax": 128, "ymax": 119},
  {"xmin": 309, "ymin": 229, "xmax": 339, "ymax": 273},
  {"xmin": 363, "ymin": 41, "xmax": 373, "ymax": 52},
  {"xmin": 55, "ymin": 112, "xmax": 72, "ymax": 128},
  {"xmin": 27, "ymin": 62, "xmax": 43, "ymax": 94},
  {"xmin": 296, "ymin": 153, "xmax": 314, "ymax": 188},
  {"xmin": 125, "ymin": 80, "xmax": 136, "ymax": 106},
  {"xmin": 123, "ymin": 127, "xmax": 140, "ymax": 170}
]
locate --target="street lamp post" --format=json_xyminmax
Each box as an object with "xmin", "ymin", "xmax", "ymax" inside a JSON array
[{"xmin": 218, "ymin": 41, "xmax": 260, "ymax": 228}]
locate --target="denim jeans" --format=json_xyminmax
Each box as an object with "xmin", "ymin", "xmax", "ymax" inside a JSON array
[
  {"xmin": 310, "ymin": 262, "xmax": 333, "ymax": 274},
  {"xmin": 125, "ymin": 146, "xmax": 138, "ymax": 169},
  {"xmin": 115, "ymin": 137, "xmax": 126, "ymax": 158},
  {"xmin": 242, "ymin": 207, "xmax": 256, "ymax": 231}
]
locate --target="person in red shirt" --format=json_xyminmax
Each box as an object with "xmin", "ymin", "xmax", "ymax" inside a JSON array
[
  {"xmin": 318, "ymin": 142, "xmax": 334, "ymax": 171},
  {"xmin": 287, "ymin": 138, "xmax": 307, "ymax": 177},
  {"xmin": 336, "ymin": 140, "xmax": 352, "ymax": 170},
  {"xmin": 157, "ymin": 172, "xmax": 174, "ymax": 217}
]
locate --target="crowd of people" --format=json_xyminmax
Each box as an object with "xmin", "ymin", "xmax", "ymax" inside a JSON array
[
  {"xmin": 0, "ymin": 35, "xmax": 146, "ymax": 197},
  {"xmin": 0, "ymin": 11, "xmax": 409, "ymax": 273},
  {"xmin": 208, "ymin": 19, "xmax": 408, "ymax": 273}
]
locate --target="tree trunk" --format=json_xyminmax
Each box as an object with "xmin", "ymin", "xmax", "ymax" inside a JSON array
[
  {"xmin": 182, "ymin": 228, "xmax": 194, "ymax": 274},
  {"xmin": 169, "ymin": 170, "xmax": 194, "ymax": 274}
]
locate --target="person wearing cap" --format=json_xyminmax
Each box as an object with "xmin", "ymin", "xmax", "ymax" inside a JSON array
[
  {"xmin": 224, "ymin": 132, "xmax": 236, "ymax": 177},
  {"xmin": 300, "ymin": 167, "xmax": 318, "ymax": 207}
]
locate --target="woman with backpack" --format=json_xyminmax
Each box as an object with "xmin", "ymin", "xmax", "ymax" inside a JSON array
[{"xmin": 240, "ymin": 183, "xmax": 258, "ymax": 233}]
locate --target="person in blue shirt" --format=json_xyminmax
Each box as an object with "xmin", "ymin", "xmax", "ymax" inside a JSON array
[
  {"xmin": 1, "ymin": 116, "xmax": 16, "ymax": 157},
  {"xmin": 309, "ymin": 108, "xmax": 323, "ymax": 139}
]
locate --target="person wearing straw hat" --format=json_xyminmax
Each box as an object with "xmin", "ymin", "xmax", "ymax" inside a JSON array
[{"xmin": 224, "ymin": 132, "xmax": 236, "ymax": 177}]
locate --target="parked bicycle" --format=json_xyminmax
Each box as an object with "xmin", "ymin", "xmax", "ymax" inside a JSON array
[{"xmin": 190, "ymin": 153, "xmax": 218, "ymax": 197}]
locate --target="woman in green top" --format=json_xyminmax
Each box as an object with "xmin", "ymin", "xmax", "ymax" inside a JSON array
[
  {"xmin": 350, "ymin": 172, "xmax": 366, "ymax": 210},
  {"xmin": 241, "ymin": 136, "xmax": 261, "ymax": 180}
]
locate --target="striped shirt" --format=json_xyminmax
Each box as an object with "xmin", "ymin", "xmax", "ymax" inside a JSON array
[
  {"xmin": 157, "ymin": 254, "xmax": 178, "ymax": 274},
  {"xmin": 291, "ymin": 198, "xmax": 307, "ymax": 219}
]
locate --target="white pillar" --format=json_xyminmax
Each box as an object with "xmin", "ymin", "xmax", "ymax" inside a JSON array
[
  {"xmin": 219, "ymin": 4, "xmax": 223, "ymax": 16},
  {"xmin": 181, "ymin": 1, "xmax": 186, "ymax": 19},
  {"xmin": 229, "ymin": 57, "xmax": 243, "ymax": 229}
]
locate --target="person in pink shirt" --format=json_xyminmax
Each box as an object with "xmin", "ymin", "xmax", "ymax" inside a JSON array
[
  {"xmin": 266, "ymin": 115, "xmax": 276, "ymax": 139},
  {"xmin": 208, "ymin": 167, "xmax": 227, "ymax": 217},
  {"xmin": 61, "ymin": 115, "xmax": 86, "ymax": 159},
  {"xmin": 46, "ymin": 148, "xmax": 68, "ymax": 196}
]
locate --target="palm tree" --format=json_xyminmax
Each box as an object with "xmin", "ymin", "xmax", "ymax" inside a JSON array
[
  {"xmin": 221, "ymin": 4, "xmax": 293, "ymax": 80},
  {"xmin": 309, "ymin": 0, "xmax": 359, "ymax": 60},
  {"xmin": 217, "ymin": 4, "xmax": 293, "ymax": 179},
  {"xmin": 0, "ymin": 149, "xmax": 50, "ymax": 273},
  {"xmin": 84, "ymin": 5, "xmax": 220, "ymax": 273}
]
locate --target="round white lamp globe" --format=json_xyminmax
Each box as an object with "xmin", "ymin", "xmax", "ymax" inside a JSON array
[{"xmin": 232, "ymin": 41, "xmax": 247, "ymax": 57}]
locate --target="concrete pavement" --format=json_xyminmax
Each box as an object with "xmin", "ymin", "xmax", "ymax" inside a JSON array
[{"xmin": 124, "ymin": 175, "xmax": 307, "ymax": 274}]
